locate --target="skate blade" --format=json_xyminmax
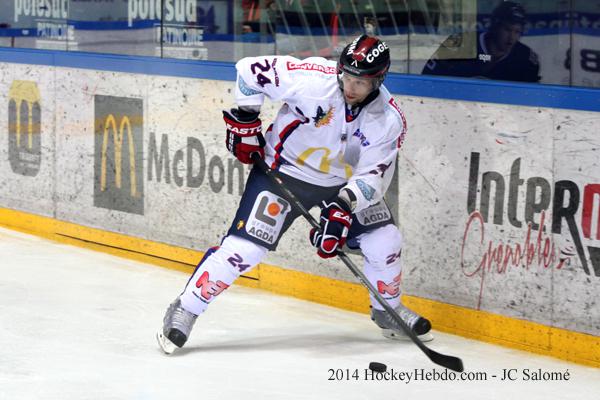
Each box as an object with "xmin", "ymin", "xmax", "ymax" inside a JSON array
[
  {"xmin": 156, "ymin": 331, "xmax": 178, "ymax": 355},
  {"xmin": 382, "ymin": 329, "xmax": 434, "ymax": 342}
]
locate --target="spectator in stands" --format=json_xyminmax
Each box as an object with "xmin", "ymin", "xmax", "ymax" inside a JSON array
[{"xmin": 422, "ymin": 1, "xmax": 540, "ymax": 83}]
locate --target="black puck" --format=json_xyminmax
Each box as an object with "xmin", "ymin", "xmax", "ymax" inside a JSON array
[{"xmin": 368, "ymin": 362, "xmax": 387, "ymax": 372}]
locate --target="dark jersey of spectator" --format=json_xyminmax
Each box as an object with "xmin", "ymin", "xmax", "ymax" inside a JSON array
[{"xmin": 422, "ymin": 32, "xmax": 540, "ymax": 83}]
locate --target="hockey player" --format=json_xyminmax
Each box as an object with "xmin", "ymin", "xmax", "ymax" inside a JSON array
[
  {"xmin": 422, "ymin": 1, "xmax": 540, "ymax": 83},
  {"xmin": 157, "ymin": 35, "xmax": 432, "ymax": 354}
]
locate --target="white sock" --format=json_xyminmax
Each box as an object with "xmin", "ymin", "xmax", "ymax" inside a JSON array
[{"xmin": 180, "ymin": 235, "xmax": 268, "ymax": 315}]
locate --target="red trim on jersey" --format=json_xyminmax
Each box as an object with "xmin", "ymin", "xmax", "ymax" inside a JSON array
[
  {"xmin": 388, "ymin": 97, "xmax": 402, "ymax": 115},
  {"xmin": 388, "ymin": 98, "xmax": 408, "ymax": 148},
  {"xmin": 271, "ymin": 119, "xmax": 303, "ymax": 170}
]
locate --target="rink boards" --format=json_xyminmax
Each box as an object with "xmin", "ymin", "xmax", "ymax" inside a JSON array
[{"xmin": 0, "ymin": 49, "xmax": 598, "ymax": 367}]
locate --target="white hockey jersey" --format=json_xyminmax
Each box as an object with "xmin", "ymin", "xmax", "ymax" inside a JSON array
[{"xmin": 235, "ymin": 55, "xmax": 407, "ymax": 213}]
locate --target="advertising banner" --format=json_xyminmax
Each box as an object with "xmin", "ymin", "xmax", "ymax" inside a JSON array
[
  {"xmin": 0, "ymin": 65, "xmax": 55, "ymax": 215},
  {"xmin": 395, "ymin": 96, "xmax": 600, "ymax": 336}
]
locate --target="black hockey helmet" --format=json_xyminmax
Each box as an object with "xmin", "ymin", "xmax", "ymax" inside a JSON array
[
  {"xmin": 491, "ymin": 1, "xmax": 526, "ymax": 27},
  {"xmin": 338, "ymin": 35, "xmax": 390, "ymax": 89}
]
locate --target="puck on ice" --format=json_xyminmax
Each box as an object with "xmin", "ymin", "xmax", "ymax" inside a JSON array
[{"xmin": 368, "ymin": 362, "xmax": 387, "ymax": 372}]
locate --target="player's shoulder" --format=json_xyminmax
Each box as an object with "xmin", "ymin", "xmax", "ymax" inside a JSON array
[
  {"xmin": 440, "ymin": 32, "xmax": 468, "ymax": 51},
  {"xmin": 380, "ymin": 87, "xmax": 406, "ymax": 123},
  {"xmin": 236, "ymin": 54, "xmax": 292, "ymax": 70},
  {"xmin": 282, "ymin": 56, "xmax": 338, "ymax": 75},
  {"xmin": 365, "ymin": 87, "xmax": 406, "ymax": 136},
  {"xmin": 425, "ymin": 31, "xmax": 478, "ymax": 71},
  {"xmin": 513, "ymin": 41, "xmax": 539, "ymax": 66}
]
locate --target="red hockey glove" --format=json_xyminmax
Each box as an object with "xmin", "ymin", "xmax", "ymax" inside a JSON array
[
  {"xmin": 309, "ymin": 196, "xmax": 353, "ymax": 258},
  {"xmin": 223, "ymin": 108, "xmax": 265, "ymax": 164}
]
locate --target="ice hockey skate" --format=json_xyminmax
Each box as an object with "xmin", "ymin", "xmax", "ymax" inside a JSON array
[
  {"xmin": 156, "ymin": 297, "xmax": 198, "ymax": 354},
  {"xmin": 371, "ymin": 304, "xmax": 434, "ymax": 342}
]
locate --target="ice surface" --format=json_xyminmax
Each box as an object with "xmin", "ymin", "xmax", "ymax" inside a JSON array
[{"xmin": 0, "ymin": 226, "xmax": 598, "ymax": 400}]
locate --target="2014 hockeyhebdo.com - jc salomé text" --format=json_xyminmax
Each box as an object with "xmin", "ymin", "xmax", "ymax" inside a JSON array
[{"xmin": 327, "ymin": 368, "xmax": 571, "ymax": 383}]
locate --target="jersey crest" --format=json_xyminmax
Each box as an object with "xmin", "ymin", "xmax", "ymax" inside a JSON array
[{"xmin": 313, "ymin": 106, "xmax": 334, "ymax": 128}]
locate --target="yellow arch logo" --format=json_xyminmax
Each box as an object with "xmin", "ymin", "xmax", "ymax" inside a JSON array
[
  {"xmin": 8, "ymin": 80, "xmax": 41, "ymax": 150},
  {"xmin": 297, "ymin": 147, "xmax": 352, "ymax": 178},
  {"xmin": 100, "ymin": 114, "xmax": 138, "ymax": 197}
]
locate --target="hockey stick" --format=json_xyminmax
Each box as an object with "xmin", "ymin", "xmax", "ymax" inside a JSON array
[{"xmin": 252, "ymin": 154, "xmax": 464, "ymax": 372}]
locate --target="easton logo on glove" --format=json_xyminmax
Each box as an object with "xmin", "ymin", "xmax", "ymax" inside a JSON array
[
  {"xmin": 223, "ymin": 108, "xmax": 265, "ymax": 164},
  {"xmin": 224, "ymin": 121, "xmax": 263, "ymax": 136},
  {"xmin": 309, "ymin": 197, "xmax": 353, "ymax": 258}
]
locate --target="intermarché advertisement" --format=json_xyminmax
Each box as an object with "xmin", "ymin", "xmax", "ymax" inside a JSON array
[
  {"xmin": 461, "ymin": 151, "xmax": 600, "ymax": 310},
  {"xmin": 397, "ymin": 98, "xmax": 600, "ymax": 336}
]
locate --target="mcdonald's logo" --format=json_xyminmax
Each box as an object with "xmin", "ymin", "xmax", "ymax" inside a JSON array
[
  {"xmin": 296, "ymin": 147, "xmax": 353, "ymax": 178},
  {"xmin": 8, "ymin": 80, "xmax": 42, "ymax": 176},
  {"xmin": 93, "ymin": 95, "xmax": 144, "ymax": 215}
]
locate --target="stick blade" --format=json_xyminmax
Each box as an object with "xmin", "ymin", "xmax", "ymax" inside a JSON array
[{"xmin": 428, "ymin": 350, "xmax": 464, "ymax": 372}]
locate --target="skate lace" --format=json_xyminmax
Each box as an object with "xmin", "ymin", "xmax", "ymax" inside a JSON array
[{"xmin": 164, "ymin": 300, "xmax": 197, "ymax": 336}]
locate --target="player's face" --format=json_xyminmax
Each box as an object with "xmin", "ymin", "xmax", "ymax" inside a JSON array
[
  {"xmin": 341, "ymin": 74, "xmax": 375, "ymax": 105},
  {"xmin": 493, "ymin": 23, "xmax": 523, "ymax": 53}
]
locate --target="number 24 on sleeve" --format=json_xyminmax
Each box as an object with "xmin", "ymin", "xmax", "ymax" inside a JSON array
[{"xmin": 250, "ymin": 60, "xmax": 272, "ymax": 87}]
